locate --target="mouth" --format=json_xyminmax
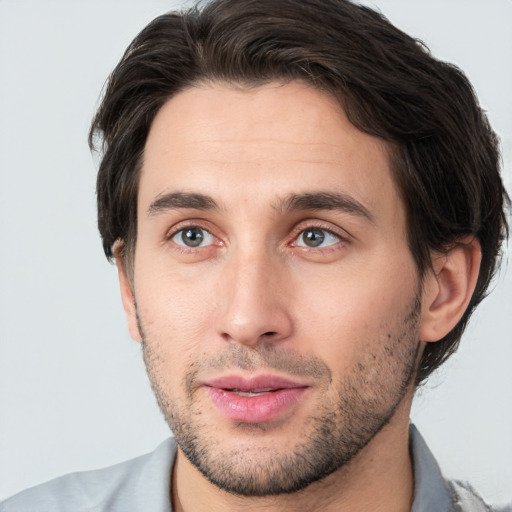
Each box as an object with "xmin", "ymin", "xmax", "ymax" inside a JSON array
[
  {"xmin": 227, "ymin": 388, "xmax": 279, "ymax": 397},
  {"xmin": 203, "ymin": 375, "xmax": 310, "ymax": 423}
]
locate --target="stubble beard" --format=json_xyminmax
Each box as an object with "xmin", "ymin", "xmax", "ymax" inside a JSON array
[{"xmin": 139, "ymin": 294, "xmax": 421, "ymax": 497}]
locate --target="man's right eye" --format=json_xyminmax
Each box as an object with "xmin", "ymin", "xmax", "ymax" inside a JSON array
[{"xmin": 171, "ymin": 227, "xmax": 215, "ymax": 248}]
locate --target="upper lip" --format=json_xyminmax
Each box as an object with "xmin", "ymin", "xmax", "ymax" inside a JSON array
[{"xmin": 203, "ymin": 374, "xmax": 310, "ymax": 392}]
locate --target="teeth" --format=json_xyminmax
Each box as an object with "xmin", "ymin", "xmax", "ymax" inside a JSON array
[{"xmin": 230, "ymin": 388, "xmax": 275, "ymax": 397}]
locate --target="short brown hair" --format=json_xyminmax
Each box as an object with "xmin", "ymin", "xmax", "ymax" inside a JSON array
[{"xmin": 89, "ymin": 0, "xmax": 509, "ymax": 385}]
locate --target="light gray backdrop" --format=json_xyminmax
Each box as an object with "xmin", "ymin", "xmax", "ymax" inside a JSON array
[{"xmin": 0, "ymin": 0, "xmax": 511, "ymax": 504}]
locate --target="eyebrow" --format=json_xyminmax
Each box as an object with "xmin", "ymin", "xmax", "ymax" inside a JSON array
[
  {"xmin": 147, "ymin": 190, "xmax": 374, "ymax": 223},
  {"xmin": 275, "ymin": 192, "xmax": 374, "ymax": 223},
  {"xmin": 147, "ymin": 192, "xmax": 219, "ymax": 216}
]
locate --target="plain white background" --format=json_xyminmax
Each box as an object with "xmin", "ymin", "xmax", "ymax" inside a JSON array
[{"xmin": 0, "ymin": 0, "xmax": 511, "ymax": 504}]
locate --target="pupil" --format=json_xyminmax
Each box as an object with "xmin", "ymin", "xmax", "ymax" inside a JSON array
[
  {"xmin": 303, "ymin": 229, "xmax": 324, "ymax": 247},
  {"xmin": 182, "ymin": 228, "xmax": 204, "ymax": 247}
]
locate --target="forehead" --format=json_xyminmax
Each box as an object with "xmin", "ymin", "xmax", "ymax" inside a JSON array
[{"xmin": 139, "ymin": 81, "xmax": 403, "ymax": 227}]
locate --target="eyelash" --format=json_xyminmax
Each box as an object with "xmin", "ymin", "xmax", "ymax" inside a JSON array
[
  {"xmin": 288, "ymin": 222, "xmax": 348, "ymax": 252},
  {"xmin": 166, "ymin": 221, "xmax": 222, "ymax": 254},
  {"xmin": 165, "ymin": 221, "xmax": 349, "ymax": 254}
]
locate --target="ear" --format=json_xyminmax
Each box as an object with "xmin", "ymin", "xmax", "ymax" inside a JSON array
[
  {"xmin": 420, "ymin": 237, "xmax": 482, "ymax": 342},
  {"xmin": 114, "ymin": 244, "xmax": 143, "ymax": 343}
]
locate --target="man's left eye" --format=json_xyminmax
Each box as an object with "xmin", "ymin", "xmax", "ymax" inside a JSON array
[
  {"xmin": 295, "ymin": 228, "xmax": 340, "ymax": 248},
  {"xmin": 171, "ymin": 227, "xmax": 215, "ymax": 248}
]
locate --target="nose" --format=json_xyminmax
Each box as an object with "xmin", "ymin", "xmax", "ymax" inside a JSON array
[{"xmin": 214, "ymin": 249, "xmax": 293, "ymax": 347}]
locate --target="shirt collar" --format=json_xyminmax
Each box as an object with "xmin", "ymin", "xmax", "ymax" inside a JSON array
[
  {"xmin": 154, "ymin": 425, "xmax": 455, "ymax": 511},
  {"xmin": 410, "ymin": 424, "xmax": 454, "ymax": 512}
]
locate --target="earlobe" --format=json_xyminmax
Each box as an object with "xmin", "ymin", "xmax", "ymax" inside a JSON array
[
  {"xmin": 114, "ymin": 244, "xmax": 143, "ymax": 343},
  {"xmin": 420, "ymin": 237, "xmax": 481, "ymax": 343}
]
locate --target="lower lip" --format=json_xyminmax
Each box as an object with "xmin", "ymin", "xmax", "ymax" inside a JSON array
[{"xmin": 205, "ymin": 386, "xmax": 309, "ymax": 423}]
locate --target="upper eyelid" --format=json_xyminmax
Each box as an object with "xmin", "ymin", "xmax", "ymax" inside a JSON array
[
  {"xmin": 290, "ymin": 220, "xmax": 351, "ymax": 241},
  {"xmin": 171, "ymin": 226, "xmax": 216, "ymax": 247},
  {"xmin": 294, "ymin": 228, "xmax": 341, "ymax": 249},
  {"xmin": 163, "ymin": 218, "xmax": 351, "ymax": 244},
  {"xmin": 165, "ymin": 219, "xmax": 217, "ymax": 239}
]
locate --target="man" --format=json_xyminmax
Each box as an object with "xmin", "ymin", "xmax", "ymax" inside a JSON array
[{"xmin": 1, "ymin": 0, "xmax": 509, "ymax": 510}]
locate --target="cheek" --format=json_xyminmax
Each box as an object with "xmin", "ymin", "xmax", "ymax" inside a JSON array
[
  {"xmin": 134, "ymin": 265, "xmax": 219, "ymax": 364},
  {"xmin": 290, "ymin": 261, "xmax": 418, "ymax": 359}
]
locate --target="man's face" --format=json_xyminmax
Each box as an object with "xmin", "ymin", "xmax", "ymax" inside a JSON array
[{"xmin": 124, "ymin": 82, "xmax": 425, "ymax": 495}]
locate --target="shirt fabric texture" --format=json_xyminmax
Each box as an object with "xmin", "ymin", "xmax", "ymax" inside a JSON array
[{"xmin": 1, "ymin": 425, "xmax": 508, "ymax": 512}]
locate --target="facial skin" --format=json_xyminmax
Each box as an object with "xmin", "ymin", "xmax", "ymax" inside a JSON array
[{"xmin": 116, "ymin": 81, "xmax": 479, "ymax": 511}]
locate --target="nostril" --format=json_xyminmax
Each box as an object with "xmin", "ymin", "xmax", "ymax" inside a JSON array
[{"xmin": 263, "ymin": 331, "xmax": 277, "ymax": 337}]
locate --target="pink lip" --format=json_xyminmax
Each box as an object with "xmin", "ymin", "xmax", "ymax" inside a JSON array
[{"xmin": 203, "ymin": 375, "xmax": 310, "ymax": 423}]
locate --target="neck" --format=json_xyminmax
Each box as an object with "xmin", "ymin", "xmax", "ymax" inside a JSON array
[{"xmin": 171, "ymin": 396, "xmax": 415, "ymax": 512}]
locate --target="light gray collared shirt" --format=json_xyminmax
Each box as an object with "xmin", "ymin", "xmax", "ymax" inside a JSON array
[{"xmin": 1, "ymin": 425, "xmax": 507, "ymax": 511}]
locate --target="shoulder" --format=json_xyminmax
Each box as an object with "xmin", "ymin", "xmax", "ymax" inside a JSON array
[
  {"xmin": 409, "ymin": 425, "xmax": 510, "ymax": 512},
  {"xmin": 0, "ymin": 438, "xmax": 177, "ymax": 512},
  {"xmin": 449, "ymin": 480, "xmax": 512, "ymax": 512}
]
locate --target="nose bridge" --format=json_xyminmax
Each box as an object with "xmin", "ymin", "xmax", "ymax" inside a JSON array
[{"xmin": 215, "ymin": 243, "xmax": 292, "ymax": 346}]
